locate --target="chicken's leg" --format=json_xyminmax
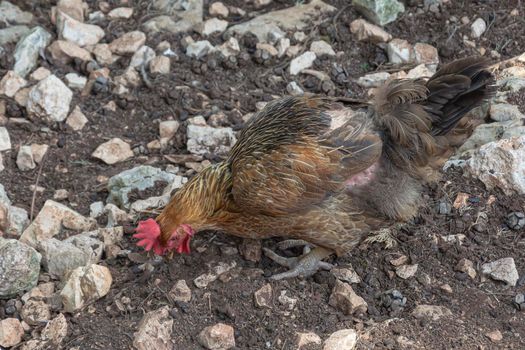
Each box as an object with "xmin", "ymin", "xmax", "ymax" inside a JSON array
[{"xmin": 262, "ymin": 244, "xmax": 334, "ymax": 280}]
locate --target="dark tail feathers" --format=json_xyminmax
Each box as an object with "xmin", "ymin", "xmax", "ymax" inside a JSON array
[{"xmin": 372, "ymin": 56, "xmax": 495, "ymax": 176}]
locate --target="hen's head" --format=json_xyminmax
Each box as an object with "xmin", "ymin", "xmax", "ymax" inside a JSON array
[{"xmin": 133, "ymin": 218, "xmax": 195, "ymax": 256}]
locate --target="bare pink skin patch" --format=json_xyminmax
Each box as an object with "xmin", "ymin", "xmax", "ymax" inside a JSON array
[{"xmin": 345, "ymin": 162, "xmax": 379, "ymax": 188}]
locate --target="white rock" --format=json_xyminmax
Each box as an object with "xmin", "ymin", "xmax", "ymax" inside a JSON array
[
  {"xmin": 286, "ymin": 81, "xmax": 304, "ymax": 96},
  {"xmin": 0, "ymin": 25, "xmax": 30, "ymax": 46},
  {"xmin": 350, "ymin": 18, "xmax": 392, "ymax": 43},
  {"xmin": 53, "ymin": 189, "xmax": 69, "ymax": 200},
  {"xmin": 13, "ymin": 27, "xmax": 52, "ymax": 77},
  {"xmin": 133, "ymin": 306, "xmax": 174, "ymax": 350},
  {"xmin": 0, "ymin": 127, "xmax": 11, "ymax": 151},
  {"xmin": 254, "ymin": 283, "xmax": 272, "ymax": 308},
  {"xmin": 108, "ymin": 7, "xmax": 134, "ymax": 19},
  {"xmin": 149, "ymin": 56, "xmax": 170, "ymax": 74},
  {"xmin": 471, "ymin": 18, "xmax": 487, "ymax": 38},
  {"xmin": 414, "ymin": 43, "xmax": 439, "ymax": 64},
  {"xmin": 0, "ymin": 318, "xmax": 24, "ymax": 348},
  {"xmin": 142, "ymin": 0, "xmax": 203, "ymax": 34},
  {"xmin": 47, "ymin": 40, "xmax": 92, "ymax": 64},
  {"xmin": 412, "ymin": 304, "xmax": 452, "ymax": 320},
  {"xmin": 186, "ymin": 40, "xmax": 216, "ymax": 58},
  {"xmin": 20, "ymin": 200, "xmax": 95, "ymax": 247},
  {"xmin": 276, "ymin": 38, "xmax": 290, "ymax": 57},
  {"xmin": 66, "ymin": 106, "xmax": 88, "ymax": 131},
  {"xmin": 323, "ymin": 329, "xmax": 357, "ymax": 350},
  {"xmin": 193, "ymin": 261, "xmax": 237, "ymax": 288},
  {"xmin": 481, "ymin": 257, "xmax": 519, "ymax": 286},
  {"xmin": 0, "ymin": 70, "xmax": 27, "ymax": 97},
  {"xmin": 30, "ymin": 67, "xmax": 51, "ymax": 81},
  {"xmin": 396, "ymin": 264, "xmax": 418, "ymax": 279},
  {"xmin": 40, "ymin": 313, "xmax": 68, "ymax": 346},
  {"xmin": 310, "ymin": 40, "xmax": 336, "ymax": 57},
  {"xmin": 296, "ymin": 332, "xmax": 322, "ymax": 349},
  {"xmin": 464, "ymin": 136, "xmax": 525, "ymax": 195},
  {"xmin": 21, "ymin": 299, "xmax": 51, "ymax": 326},
  {"xmin": 93, "ymin": 43, "xmax": 119, "ymax": 66},
  {"xmin": 406, "ymin": 64, "xmax": 435, "ymax": 79},
  {"xmin": 198, "ymin": 323, "xmax": 235, "ymax": 350},
  {"xmin": 329, "ymin": 280, "xmax": 367, "ymax": 315},
  {"xmin": 289, "ymin": 51, "xmax": 316, "ymax": 75},
  {"xmin": 27, "ymin": 75, "xmax": 73, "ymax": 123},
  {"xmin": 187, "ymin": 125, "xmax": 236, "ymax": 156},
  {"xmin": 109, "ymin": 31, "xmax": 146, "ymax": 55},
  {"xmin": 0, "ymin": 1, "xmax": 33, "ymax": 24},
  {"xmin": 357, "ymin": 71, "xmax": 390, "ymax": 88},
  {"xmin": 57, "ymin": 12, "xmax": 105, "ymax": 47},
  {"xmin": 56, "ymin": 0, "xmax": 84, "ymax": 21},
  {"xmin": 92, "ymin": 138, "xmax": 134, "ymax": 165},
  {"xmin": 209, "ymin": 2, "xmax": 229, "ymax": 18},
  {"xmin": 387, "ymin": 38, "xmax": 413, "ymax": 64},
  {"xmin": 217, "ymin": 37, "xmax": 240, "ymax": 57},
  {"xmin": 458, "ymin": 119, "xmax": 525, "ymax": 153},
  {"xmin": 16, "ymin": 145, "xmax": 36, "ymax": 171},
  {"xmin": 64, "ymin": 73, "xmax": 87, "ymax": 90},
  {"xmin": 30, "ymin": 144, "xmax": 48, "ymax": 164},
  {"xmin": 490, "ymin": 103, "xmax": 524, "ymax": 122},
  {"xmin": 60, "ymin": 264, "xmax": 112, "ymax": 312},
  {"xmin": 196, "ymin": 18, "xmax": 228, "ymax": 36},
  {"xmin": 129, "ymin": 45, "xmax": 155, "ymax": 69},
  {"xmin": 169, "ymin": 280, "xmax": 192, "ymax": 302},
  {"xmin": 159, "ymin": 120, "xmax": 179, "ymax": 139},
  {"xmin": 90, "ymin": 202, "xmax": 104, "ymax": 218}
]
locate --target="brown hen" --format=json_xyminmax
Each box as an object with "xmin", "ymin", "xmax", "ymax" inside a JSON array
[{"xmin": 135, "ymin": 57, "xmax": 495, "ymax": 279}]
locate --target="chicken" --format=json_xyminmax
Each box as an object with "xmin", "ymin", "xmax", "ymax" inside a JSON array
[{"xmin": 134, "ymin": 57, "xmax": 495, "ymax": 280}]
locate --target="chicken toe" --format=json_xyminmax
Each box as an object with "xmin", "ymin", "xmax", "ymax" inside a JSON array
[{"xmin": 263, "ymin": 246, "xmax": 333, "ymax": 280}]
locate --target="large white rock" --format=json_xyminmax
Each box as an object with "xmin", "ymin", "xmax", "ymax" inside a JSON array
[
  {"xmin": 92, "ymin": 138, "xmax": 134, "ymax": 165},
  {"xmin": 13, "ymin": 26, "xmax": 52, "ymax": 77},
  {"xmin": 26, "ymin": 75, "xmax": 73, "ymax": 123},
  {"xmin": 57, "ymin": 12, "xmax": 105, "ymax": 47},
  {"xmin": 471, "ymin": 18, "xmax": 486, "ymax": 38},
  {"xmin": 20, "ymin": 200, "xmax": 96, "ymax": 247},
  {"xmin": 289, "ymin": 51, "xmax": 316, "ymax": 75},
  {"xmin": 387, "ymin": 38, "xmax": 413, "ymax": 64},
  {"xmin": 464, "ymin": 136, "xmax": 525, "ymax": 195},
  {"xmin": 186, "ymin": 125, "xmax": 236, "ymax": 156},
  {"xmin": 60, "ymin": 264, "xmax": 112, "ymax": 312}
]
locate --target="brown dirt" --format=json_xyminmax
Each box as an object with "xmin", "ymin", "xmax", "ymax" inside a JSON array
[{"xmin": 1, "ymin": 1, "xmax": 525, "ymax": 349}]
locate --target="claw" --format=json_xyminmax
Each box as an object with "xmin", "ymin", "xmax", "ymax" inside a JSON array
[{"xmin": 263, "ymin": 246, "xmax": 333, "ymax": 280}]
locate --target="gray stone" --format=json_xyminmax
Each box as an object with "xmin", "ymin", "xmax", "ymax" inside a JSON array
[
  {"xmin": 57, "ymin": 12, "xmax": 105, "ymax": 47},
  {"xmin": 186, "ymin": 40, "xmax": 216, "ymax": 58},
  {"xmin": 92, "ymin": 138, "xmax": 134, "ymax": 165},
  {"xmin": 458, "ymin": 119, "xmax": 525, "ymax": 153},
  {"xmin": 352, "ymin": 0, "xmax": 405, "ymax": 26},
  {"xmin": 0, "ymin": 1, "xmax": 33, "ymax": 25},
  {"xmin": 387, "ymin": 38, "xmax": 413, "ymax": 64},
  {"xmin": 143, "ymin": 0, "xmax": 203, "ymax": 34},
  {"xmin": 26, "ymin": 75, "xmax": 73, "ymax": 123},
  {"xmin": 482, "ymin": 257, "xmax": 520, "ymax": 286},
  {"xmin": 38, "ymin": 232, "xmax": 104, "ymax": 279},
  {"xmin": 0, "ymin": 238, "xmax": 41, "ymax": 298},
  {"xmin": 323, "ymin": 329, "xmax": 357, "ymax": 350},
  {"xmin": 7, "ymin": 205, "xmax": 29, "ymax": 236},
  {"xmin": 16, "ymin": 145, "xmax": 36, "ymax": 171},
  {"xmin": 489, "ymin": 103, "xmax": 524, "ymax": 122},
  {"xmin": 289, "ymin": 51, "xmax": 316, "ymax": 75},
  {"xmin": 412, "ymin": 304, "xmax": 452, "ymax": 320},
  {"xmin": 0, "ymin": 25, "xmax": 30, "ymax": 45},
  {"xmin": 186, "ymin": 125, "xmax": 237, "ymax": 156},
  {"xmin": 198, "ymin": 323, "xmax": 235, "ymax": 350},
  {"xmin": 286, "ymin": 81, "xmax": 304, "ymax": 96},
  {"xmin": 226, "ymin": 0, "xmax": 335, "ymax": 42},
  {"xmin": 471, "ymin": 18, "xmax": 486, "ymax": 38},
  {"xmin": 129, "ymin": 46, "xmax": 155, "ymax": 69},
  {"xmin": 464, "ymin": 136, "xmax": 525, "ymax": 195},
  {"xmin": 195, "ymin": 18, "xmax": 228, "ymax": 36},
  {"xmin": 13, "ymin": 26, "xmax": 52, "ymax": 77},
  {"xmin": 310, "ymin": 40, "xmax": 336, "ymax": 57},
  {"xmin": 107, "ymin": 166, "xmax": 176, "ymax": 209},
  {"xmin": 357, "ymin": 71, "xmax": 390, "ymax": 88}
]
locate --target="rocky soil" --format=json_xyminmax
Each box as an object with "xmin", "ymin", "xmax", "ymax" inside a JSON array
[{"xmin": 0, "ymin": 0, "xmax": 524, "ymax": 349}]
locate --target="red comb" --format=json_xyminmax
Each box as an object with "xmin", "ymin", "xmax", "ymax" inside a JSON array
[{"xmin": 133, "ymin": 218, "xmax": 166, "ymax": 255}]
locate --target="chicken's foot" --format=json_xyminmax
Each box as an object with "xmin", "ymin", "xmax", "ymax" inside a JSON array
[{"xmin": 262, "ymin": 245, "xmax": 334, "ymax": 280}]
